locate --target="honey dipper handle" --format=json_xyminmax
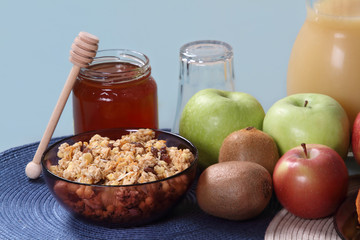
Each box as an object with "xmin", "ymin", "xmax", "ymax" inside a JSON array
[
  {"xmin": 25, "ymin": 66, "xmax": 80, "ymax": 179},
  {"xmin": 25, "ymin": 32, "xmax": 99, "ymax": 179}
]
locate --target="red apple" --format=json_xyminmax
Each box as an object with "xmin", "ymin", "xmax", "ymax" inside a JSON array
[
  {"xmin": 352, "ymin": 112, "xmax": 360, "ymax": 164},
  {"xmin": 273, "ymin": 143, "xmax": 348, "ymax": 219}
]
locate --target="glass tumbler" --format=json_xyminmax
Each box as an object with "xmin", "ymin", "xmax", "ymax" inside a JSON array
[{"xmin": 172, "ymin": 40, "xmax": 235, "ymax": 133}]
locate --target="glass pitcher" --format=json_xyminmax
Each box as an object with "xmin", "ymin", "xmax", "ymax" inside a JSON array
[{"xmin": 287, "ymin": 0, "xmax": 360, "ymax": 126}]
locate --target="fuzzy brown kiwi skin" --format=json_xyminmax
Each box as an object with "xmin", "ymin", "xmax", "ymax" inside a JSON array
[
  {"xmin": 196, "ymin": 161, "xmax": 272, "ymax": 221},
  {"xmin": 218, "ymin": 127, "xmax": 279, "ymax": 175}
]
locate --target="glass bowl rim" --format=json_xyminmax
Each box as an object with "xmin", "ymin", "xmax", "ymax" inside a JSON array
[{"xmin": 41, "ymin": 128, "xmax": 198, "ymax": 188}]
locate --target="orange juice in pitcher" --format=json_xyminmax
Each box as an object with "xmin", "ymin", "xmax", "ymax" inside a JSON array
[{"xmin": 287, "ymin": 0, "xmax": 360, "ymax": 125}]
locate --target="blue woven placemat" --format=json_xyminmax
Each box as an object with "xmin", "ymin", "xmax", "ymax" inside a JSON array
[{"xmin": 0, "ymin": 137, "xmax": 281, "ymax": 240}]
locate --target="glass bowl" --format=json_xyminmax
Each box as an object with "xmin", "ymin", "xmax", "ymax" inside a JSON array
[{"xmin": 41, "ymin": 128, "xmax": 198, "ymax": 227}]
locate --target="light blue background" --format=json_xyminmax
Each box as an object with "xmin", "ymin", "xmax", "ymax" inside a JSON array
[{"xmin": 0, "ymin": 0, "xmax": 306, "ymax": 152}]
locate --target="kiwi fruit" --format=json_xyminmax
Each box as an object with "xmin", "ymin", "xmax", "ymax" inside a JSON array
[
  {"xmin": 219, "ymin": 126, "xmax": 279, "ymax": 174},
  {"xmin": 196, "ymin": 161, "xmax": 272, "ymax": 221}
]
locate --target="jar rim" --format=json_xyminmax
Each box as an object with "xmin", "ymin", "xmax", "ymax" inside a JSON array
[
  {"xmin": 306, "ymin": 0, "xmax": 360, "ymax": 19},
  {"xmin": 80, "ymin": 49, "xmax": 150, "ymax": 76}
]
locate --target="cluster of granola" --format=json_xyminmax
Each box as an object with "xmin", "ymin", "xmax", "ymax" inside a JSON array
[{"xmin": 49, "ymin": 129, "xmax": 195, "ymax": 185}]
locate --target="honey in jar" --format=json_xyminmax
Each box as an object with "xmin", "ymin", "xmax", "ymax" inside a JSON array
[{"xmin": 72, "ymin": 49, "xmax": 158, "ymax": 134}]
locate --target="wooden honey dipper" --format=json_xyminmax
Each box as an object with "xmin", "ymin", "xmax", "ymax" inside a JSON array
[{"xmin": 25, "ymin": 32, "xmax": 99, "ymax": 179}]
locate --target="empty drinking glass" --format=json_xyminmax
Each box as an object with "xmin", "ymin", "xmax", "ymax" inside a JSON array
[{"xmin": 172, "ymin": 40, "xmax": 235, "ymax": 133}]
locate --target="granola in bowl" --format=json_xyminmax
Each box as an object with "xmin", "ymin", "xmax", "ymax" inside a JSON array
[
  {"xmin": 49, "ymin": 129, "xmax": 195, "ymax": 185},
  {"xmin": 41, "ymin": 128, "xmax": 198, "ymax": 226}
]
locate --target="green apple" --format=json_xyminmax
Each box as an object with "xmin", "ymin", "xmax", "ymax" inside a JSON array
[
  {"xmin": 263, "ymin": 93, "xmax": 350, "ymax": 159},
  {"xmin": 179, "ymin": 88, "xmax": 265, "ymax": 168}
]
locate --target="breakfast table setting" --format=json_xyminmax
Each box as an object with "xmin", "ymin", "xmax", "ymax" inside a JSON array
[
  {"xmin": 3, "ymin": 0, "xmax": 360, "ymax": 239},
  {"xmin": 2, "ymin": 137, "xmax": 360, "ymax": 239}
]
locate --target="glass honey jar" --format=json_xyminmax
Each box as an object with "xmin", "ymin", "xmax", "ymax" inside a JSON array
[{"xmin": 72, "ymin": 49, "xmax": 158, "ymax": 134}]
